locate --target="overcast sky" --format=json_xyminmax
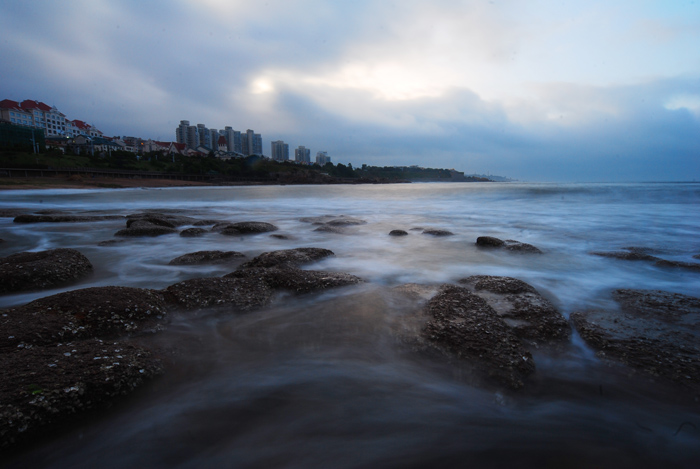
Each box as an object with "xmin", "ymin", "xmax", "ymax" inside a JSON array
[{"xmin": 2, "ymin": 0, "xmax": 699, "ymax": 181}]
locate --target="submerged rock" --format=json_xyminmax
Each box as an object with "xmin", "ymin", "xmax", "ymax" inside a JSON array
[
  {"xmin": 226, "ymin": 267, "xmax": 364, "ymax": 294},
  {"xmin": 313, "ymin": 225, "xmax": 348, "ymax": 234},
  {"xmin": 422, "ymin": 229, "xmax": 454, "ymax": 237},
  {"xmin": 163, "ymin": 277, "xmax": 273, "ymax": 311},
  {"xmin": 219, "ymin": 221, "xmax": 278, "ymax": 234},
  {"xmin": 571, "ymin": 289, "xmax": 700, "ymax": 392},
  {"xmin": 239, "ymin": 247, "xmax": 334, "ymax": 269},
  {"xmin": 300, "ymin": 215, "xmax": 367, "ymax": 226},
  {"xmin": 326, "ymin": 217, "xmax": 367, "ymax": 226},
  {"xmin": 179, "ymin": 227, "xmax": 208, "ymax": 237},
  {"xmin": 476, "ymin": 236, "xmax": 542, "ymax": 254},
  {"xmin": 654, "ymin": 259, "xmax": 700, "ymax": 272},
  {"xmin": 421, "ymin": 285, "xmax": 535, "ymax": 389},
  {"xmin": 0, "ymin": 248, "xmax": 93, "ymax": 295},
  {"xmin": 389, "ymin": 230, "xmax": 409, "ymax": 236},
  {"xmin": 459, "ymin": 275, "xmax": 570, "ymax": 345},
  {"xmin": 591, "ymin": 247, "xmax": 661, "ymax": 261},
  {"xmin": 168, "ymin": 250, "xmax": 245, "ymax": 265},
  {"xmin": 115, "ymin": 220, "xmax": 177, "ymax": 237},
  {"xmin": 125, "ymin": 212, "xmax": 197, "ymax": 227},
  {"xmin": 97, "ymin": 239, "xmax": 129, "ymax": 247}
]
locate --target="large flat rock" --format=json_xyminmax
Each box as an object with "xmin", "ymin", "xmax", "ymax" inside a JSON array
[
  {"xmin": 0, "ymin": 249, "xmax": 93, "ymax": 295},
  {"xmin": 571, "ymin": 289, "xmax": 700, "ymax": 392}
]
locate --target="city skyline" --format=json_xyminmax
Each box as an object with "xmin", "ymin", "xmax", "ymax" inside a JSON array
[{"xmin": 1, "ymin": 1, "xmax": 699, "ymax": 181}]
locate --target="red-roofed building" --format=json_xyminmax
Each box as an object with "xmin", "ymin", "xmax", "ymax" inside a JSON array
[
  {"xmin": 217, "ymin": 135, "xmax": 227, "ymax": 152},
  {"xmin": 1, "ymin": 98, "xmax": 103, "ymax": 139}
]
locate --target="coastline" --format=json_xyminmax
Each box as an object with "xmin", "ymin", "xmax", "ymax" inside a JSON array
[{"xmin": 0, "ymin": 176, "xmax": 218, "ymax": 190}]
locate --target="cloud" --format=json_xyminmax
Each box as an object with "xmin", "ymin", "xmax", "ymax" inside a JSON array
[{"xmin": 0, "ymin": 0, "xmax": 699, "ymax": 181}]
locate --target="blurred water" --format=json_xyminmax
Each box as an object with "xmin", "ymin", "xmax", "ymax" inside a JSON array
[{"xmin": 1, "ymin": 182, "xmax": 699, "ymax": 467}]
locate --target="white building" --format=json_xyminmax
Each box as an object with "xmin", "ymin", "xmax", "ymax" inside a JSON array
[
  {"xmin": 315, "ymin": 151, "xmax": 331, "ymax": 165},
  {"xmin": 295, "ymin": 146, "xmax": 311, "ymax": 164},
  {"xmin": 271, "ymin": 140, "xmax": 289, "ymax": 161}
]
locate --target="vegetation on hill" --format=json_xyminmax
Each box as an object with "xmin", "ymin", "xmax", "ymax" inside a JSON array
[{"xmin": 0, "ymin": 149, "xmax": 488, "ymax": 183}]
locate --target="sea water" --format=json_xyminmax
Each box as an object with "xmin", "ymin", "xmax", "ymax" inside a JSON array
[{"xmin": 1, "ymin": 182, "xmax": 699, "ymax": 467}]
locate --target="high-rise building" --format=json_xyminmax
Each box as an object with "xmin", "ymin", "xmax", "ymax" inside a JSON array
[
  {"xmin": 197, "ymin": 124, "xmax": 210, "ymax": 149},
  {"xmin": 186, "ymin": 125, "xmax": 200, "ymax": 149},
  {"xmin": 222, "ymin": 126, "xmax": 242, "ymax": 153},
  {"xmin": 244, "ymin": 129, "xmax": 263, "ymax": 155},
  {"xmin": 253, "ymin": 133, "xmax": 262, "ymax": 155},
  {"xmin": 271, "ymin": 140, "xmax": 289, "ymax": 161},
  {"xmin": 295, "ymin": 146, "xmax": 310, "ymax": 164},
  {"xmin": 176, "ymin": 120, "xmax": 189, "ymax": 145},
  {"xmin": 316, "ymin": 151, "xmax": 331, "ymax": 165}
]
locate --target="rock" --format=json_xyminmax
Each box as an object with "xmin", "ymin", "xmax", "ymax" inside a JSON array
[
  {"xmin": 168, "ymin": 250, "xmax": 245, "ymax": 265},
  {"xmin": 503, "ymin": 240, "xmax": 542, "ymax": 254},
  {"xmin": 591, "ymin": 247, "xmax": 661, "ymax": 261},
  {"xmin": 0, "ymin": 209, "xmax": 29, "ymax": 218},
  {"xmin": 0, "ymin": 249, "xmax": 93, "ymax": 295},
  {"xmin": 392, "ymin": 283, "xmax": 441, "ymax": 302},
  {"xmin": 211, "ymin": 222, "xmax": 235, "ymax": 233},
  {"xmin": 125, "ymin": 212, "xmax": 197, "ymax": 227},
  {"xmin": 192, "ymin": 219, "xmax": 221, "ymax": 226},
  {"xmin": 270, "ymin": 234, "xmax": 293, "ymax": 240},
  {"xmin": 313, "ymin": 225, "xmax": 348, "ymax": 234},
  {"xmin": 239, "ymin": 248, "xmax": 334, "ymax": 269},
  {"xmin": 571, "ymin": 289, "xmax": 700, "ymax": 392},
  {"xmin": 476, "ymin": 236, "xmax": 505, "ymax": 247},
  {"xmin": 0, "ymin": 338, "xmax": 162, "ymax": 450},
  {"xmin": 226, "ymin": 267, "xmax": 364, "ymax": 294},
  {"xmin": 97, "ymin": 239, "xmax": 129, "ymax": 246},
  {"xmin": 126, "ymin": 217, "xmax": 175, "ymax": 229},
  {"xmin": 13, "ymin": 214, "xmax": 124, "ymax": 223},
  {"xmin": 389, "ymin": 230, "xmax": 409, "ymax": 236},
  {"xmin": 422, "ymin": 229, "xmax": 454, "ymax": 236},
  {"xmin": 476, "ymin": 236, "xmax": 542, "ymax": 253},
  {"xmin": 654, "ymin": 259, "xmax": 700, "ymax": 272},
  {"xmin": 326, "ymin": 217, "xmax": 367, "ymax": 226},
  {"xmin": 221, "ymin": 221, "xmax": 278, "ymax": 234},
  {"xmin": 179, "ymin": 228, "xmax": 208, "ymax": 237},
  {"xmin": 1, "ymin": 287, "xmax": 169, "ymax": 345},
  {"xmin": 421, "ymin": 285, "xmax": 535, "ymax": 389},
  {"xmin": 163, "ymin": 277, "xmax": 273, "ymax": 311},
  {"xmin": 409, "ymin": 227, "xmax": 425, "ymax": 231},
  {"xmin": 459, "ymin": 276, "xmax": 570, "ymax": 344},
  {"xmin": 115, "ymin": 220, "xmax": 178, "ymax": 237},
  {"xmin": 694, "ymin": 253, "xmax": 700, "ymax": 260}
]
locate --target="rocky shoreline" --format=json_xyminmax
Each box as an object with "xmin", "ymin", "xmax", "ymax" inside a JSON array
[{"xmin": 1, "ymin": 209, "xmax": 699, "ymax": 452}]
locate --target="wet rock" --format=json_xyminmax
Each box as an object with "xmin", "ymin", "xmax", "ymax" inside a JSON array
[
  {"xmin": 168, "ymin": 250, "xmax": 245, "ymax": 265},
  {"xmin": 125, "ymin": 212, "xmax": 197, "ymax": 227},
  {"xmin": 163, "ymin": 277, "xmax": 273, "ymax": 311},
  {"xmin": 239, "ymin": 248, "xmax": 334, "ymax": 269},
  {"xmin": 476, "ymin": 236, "xmax": 541, "ymax": 253},
  {"xmin": 571, "ymin": 289, "xmax": 700, "ymax": 392},
  {"xmin": 115, "ymin": 220, "xmax": 178, "ymax": 237},
  {"xmin": 1, "ymin": 287, "xmax": 169, "ymax": 345},
  {"xmin": 459, "ymin": 276, "xmax": 570, "ymax": 344},
  {"xmin": 14, "ymin": 214, "xmax": 124, "ymax": 223},
  {"xmin": 503, "ymin": 240, "xmax": 542, "ymax": 254},
  {"xmin": 0, "ymin": 339, "xmax": 162, "ymax": 450},
  {"xmin": 211, "ymin": 222, "xmax": 235, "ymax": 233},
  {"xmin": 300, "ymin": 215, "xmax": 366, "ymax": 225},
  {"xmin": 409, "ymin": 227, "xmax": 425, "ymax": 231},
  {"xmin": 126, "ymin": 217, "xmax": 175, "ymax": 229},
  {"xmin": 422, "ymin": 285, "xmax": 535, "ymax": 389},
  {"xmin": 226, "ymin": 267, "xmax": 364, "ymax": 294},
  {"xmin": 326, "ymin": 217, "xmax": 367, "ymax": 226},
  {"xmin": 192, "ymin": 219, "xmax": 222, "ymax": 226},
  {"xmin": 0, "ymin": 249, "xmax": 93, "ymax": 295},
  {"xmin": 694, "ymin": 253, "xmax": 700, "ymax": 260},
  {"xmin": 591, "ymin": 247, "xmax": 661, "ymax": 261},
  {"xmin": 97, "ymin": 239, "xmax": 129, "ymax": 247},
  {"xmin": 313, "ymin": 225, "xmax": 348, "ymax": 234},
  {"xmin": 179, "ymin": 228, "xmax": 208, "ymax": 237},
  {"xmin": 220, "ymin": 221, "xmax": 278, "ymax": 234},
  {"xmin": 476, "ymin": 236, "xmax": 505, "ymax": 247},
  {"xmin": 654, "ymin": 259, "xmax": 700, "ymax": 272},
  {"xmin": 422, "ymin": 229, "xmax": 454, "ymax": 237},
  {"xmin": 270, "ymin": 234, "xmax": 294, "ymax": 240},
  {"xmin": 389, "ymin": 230, "xmax": 409, "ymax": 236}
]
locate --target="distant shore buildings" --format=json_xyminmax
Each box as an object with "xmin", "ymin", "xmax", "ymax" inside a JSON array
[
  {"xmin": 0, "ymin": 99, "xmax": 103, "ymax": 139},
  {"xmin": 0, "ymin": 97, "xmax": 334, "ymax": 165}
]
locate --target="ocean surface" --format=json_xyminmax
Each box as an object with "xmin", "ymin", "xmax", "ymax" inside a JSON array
[{"xmin": 1, "ymin": 182, "xmax": 699, "ymax": 467}]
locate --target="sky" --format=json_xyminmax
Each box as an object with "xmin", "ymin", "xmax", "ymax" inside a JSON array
[{"xmin": 1, "ymin": 0, "xmax": 699, "ymax": 181}]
